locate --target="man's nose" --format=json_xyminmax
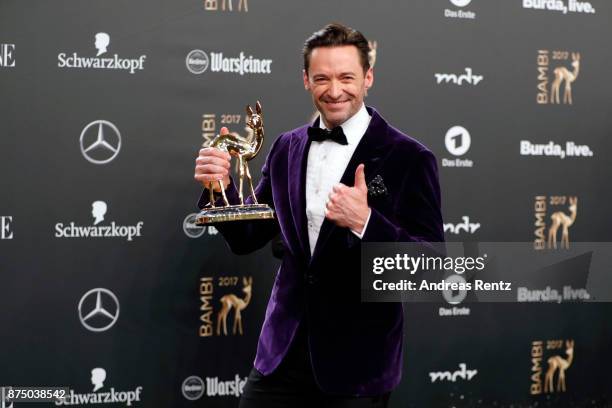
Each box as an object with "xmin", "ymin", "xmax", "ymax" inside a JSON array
[{"xmin": 327, "ymin": 80, "xmax": 342, "ymax": 99}]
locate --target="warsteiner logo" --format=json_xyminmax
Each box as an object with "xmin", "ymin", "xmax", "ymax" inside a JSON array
[
  {"xmin": 533, "ymin": 196, "xmax": 578, "ymax": 250},
  {"xmin": 186, "ymin": 50, "xmax": 272, "ymax": 76},
  {"xmin": 181, "ymin": 374, "xmax": 248, "ymax": 399},
  {"xmin": 530, "ymin": 339, "xmax": 575, "ymax": 395},
  {"xmin": 537, "ymin": 50, "xmax": 581, "ymax": 105},
  {"xmin": 200, "ymin": 276, "xmax": 253, "ymax": 337}
]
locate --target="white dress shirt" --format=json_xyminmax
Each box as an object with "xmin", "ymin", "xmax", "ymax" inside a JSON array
[{"xmin": 305, "ymin": 103, "xmax": 372, "ymax": 255}]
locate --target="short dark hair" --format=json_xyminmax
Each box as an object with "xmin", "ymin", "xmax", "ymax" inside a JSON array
[{"xmin": 303, "ymin": 23, "xmax": 371, "ymax": 74}]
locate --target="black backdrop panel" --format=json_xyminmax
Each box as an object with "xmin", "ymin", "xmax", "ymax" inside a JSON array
[{"xmin": 1, "ymin": 1, "xmax": 611, "ymax": 406}]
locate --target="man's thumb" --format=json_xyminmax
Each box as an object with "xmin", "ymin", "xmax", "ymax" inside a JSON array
[{"xmin": 354, "ymin": 164, "xmax": 367, "ymax": 193}]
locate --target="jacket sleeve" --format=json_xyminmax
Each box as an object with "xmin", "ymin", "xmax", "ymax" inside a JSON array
[
  {"xmin": 196, "ymin": 137, "xmax": 281, "ymax": 254},
  {"xmin": 361, "ymin": 149, "xmax": 444, "ymax": 243}
]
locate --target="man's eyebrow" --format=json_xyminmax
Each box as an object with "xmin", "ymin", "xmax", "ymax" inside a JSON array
[{"xmin": 312, "ymin": 71, "xmax": 356, "ymax": 78}]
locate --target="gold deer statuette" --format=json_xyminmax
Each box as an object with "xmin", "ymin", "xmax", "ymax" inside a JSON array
[{"xmin": 196, "ymin": 101, "xmax": 274, "ymax": 224}]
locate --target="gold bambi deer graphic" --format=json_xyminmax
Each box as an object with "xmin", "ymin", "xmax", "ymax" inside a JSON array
[
  {"xmin": 544, "ymin": 340, "xmax": 575, "ymax": 393},
  {"xmin": 547, "ymin": 197, "xmax": 578, "ymax": 249},
  {"xmin": 551, "ymin": 53, "xmax": 580, "ymax": 105},
  {"xmin": 208, "ymin": 102, "xmax": 264, "ymax": 207},
  {"xmin": 216, "ymin": 277, "xmax": 253, "ymax": 336}
]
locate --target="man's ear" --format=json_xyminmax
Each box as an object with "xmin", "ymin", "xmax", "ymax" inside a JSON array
[
  {"xmin": 364, "ymin": 67, "xmax": 374, "ymax": 91},
  {"xmin": 303, "ymin": 69, "xmax": 310, "ymax": 90}
]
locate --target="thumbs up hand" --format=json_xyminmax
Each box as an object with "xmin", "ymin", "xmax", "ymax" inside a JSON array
[{"xmin": 325, "ymin": 164, "xmax": 370, "ymax": 234}]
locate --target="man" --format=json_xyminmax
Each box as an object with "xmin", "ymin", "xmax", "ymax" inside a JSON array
[{"xmin": 194, "ymin": 23, "xmax": 443, "ymax": 407}]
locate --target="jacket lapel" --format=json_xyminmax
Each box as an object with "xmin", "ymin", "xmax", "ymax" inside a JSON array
[
  {"xmin": 288, "ymin": 126, "xmax": 312, "ymax": 260},
  {"xmin": 310, "ymin": 107, "xmax": 394, "ymax": 263}
]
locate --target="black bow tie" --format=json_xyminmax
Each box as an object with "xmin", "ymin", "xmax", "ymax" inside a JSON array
[{"xmin": 307, "ymin": 126, "xmax": 348, "ymax": 145}]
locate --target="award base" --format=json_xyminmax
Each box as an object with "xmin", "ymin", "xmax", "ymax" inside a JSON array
[{"xmin": 195, "ymin": 204, "xmax": 275, "ymax": 225}]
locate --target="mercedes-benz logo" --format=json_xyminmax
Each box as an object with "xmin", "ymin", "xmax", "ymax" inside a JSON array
[
  {"xmin": 78, "ymin": 288, "xmax": 120, "ymax": 332},
  {"xmin": 80, "ymin": 120, "xmax": 122, "ymax": 164}
]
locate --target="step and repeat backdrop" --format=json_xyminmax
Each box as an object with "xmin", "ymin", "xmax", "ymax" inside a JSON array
[{"xmin": 1, "ymin": 0, "xmax": 611, "ymax": 407}]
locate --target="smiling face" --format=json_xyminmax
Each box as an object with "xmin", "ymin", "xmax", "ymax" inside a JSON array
[{"xmin": 303, "ymin": 45, "xmax": 373, "ymax": 129}]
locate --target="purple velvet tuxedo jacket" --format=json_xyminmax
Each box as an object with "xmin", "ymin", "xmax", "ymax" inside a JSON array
[{"xmin": 197, "ymin": 106, "xmax": 444, "ymax": 396}]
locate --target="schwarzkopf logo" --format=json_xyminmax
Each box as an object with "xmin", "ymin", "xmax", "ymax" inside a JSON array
[
  {"xmin": 80, "ymin": 120, "xmax": 122, "ymax": 164},
  {"xmin": 186, "ymin": 49, "xmax": 272, "ymax": 75},
  {"xmin": 1, "ymin": 216, "xmax": 13, "ymax": 239},
  {"xmin": 57, "ymin": 33, "xmax": 146, "ymax": 74},
  {"xmin": 54, "ymin": 201, "xmax": 143, "ymax": 241},
  {"xmin": 0, "ymin": 43, "xmax": 16, "ymax": 68},
  {"xmin": 57, "ymin": 368, "xmax": 143, "ymax": 406}
]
